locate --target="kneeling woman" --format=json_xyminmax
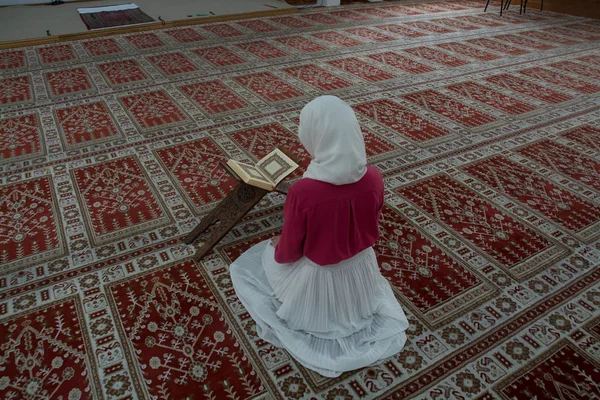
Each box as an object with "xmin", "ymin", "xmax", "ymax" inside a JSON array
[{"xmin": 230, "ymin": 95, "xmax": 409, "ymax": 378}]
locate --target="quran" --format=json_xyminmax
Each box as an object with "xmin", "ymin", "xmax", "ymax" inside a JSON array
[{"xmin": 227, "ymin": 148, "xmax": 299, "ymax": 191}]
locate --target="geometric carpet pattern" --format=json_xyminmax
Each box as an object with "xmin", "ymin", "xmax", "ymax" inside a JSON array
[{"xmin": 1, "ymin": 1, "xmax": 600, "ymax": 399}]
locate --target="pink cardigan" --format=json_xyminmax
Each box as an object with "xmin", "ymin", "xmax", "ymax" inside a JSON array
[{"xmin": 275, "ymin": 166, "xmax": 384, "ymax": 266}]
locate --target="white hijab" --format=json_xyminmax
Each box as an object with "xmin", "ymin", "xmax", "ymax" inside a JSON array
[{"xmin": 298, "ymin": 96, "xmax": 367, "ymax": 185}]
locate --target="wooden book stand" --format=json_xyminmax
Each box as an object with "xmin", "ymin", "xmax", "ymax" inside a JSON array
[{"xmin": 183, "ymin": 148, "xmax": 300, "ymax": 261}]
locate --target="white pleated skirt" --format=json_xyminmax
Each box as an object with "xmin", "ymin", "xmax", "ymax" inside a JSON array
[{"xmin": 229, "ymin": 240, "xmax": 409, "ymax": 377}]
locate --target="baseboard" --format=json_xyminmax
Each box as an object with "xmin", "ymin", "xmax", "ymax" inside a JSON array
[
  {"xmin": 504, "ymin": 0, "xmax": 600, "ymax": 19},
  {"xmin": 0, "ymin": 7, "xmax": 296, "ymax": 49}
]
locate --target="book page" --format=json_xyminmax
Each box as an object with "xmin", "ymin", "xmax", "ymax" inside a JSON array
[
  {"xmin": 257, "ymin": 149, "xmax": 299, "ymax": 186},
  {"xmin": 237, "ymin": 162, "xmax": 273, "ymax": 183},
  {"xmin": 227, "ymin": 159, "xmax": 275, "ymax": 187}
]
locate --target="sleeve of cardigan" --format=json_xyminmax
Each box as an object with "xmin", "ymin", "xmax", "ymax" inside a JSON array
[{"xmin": 274, "ymin": 190, "xmax": 306, "ymax": 264}]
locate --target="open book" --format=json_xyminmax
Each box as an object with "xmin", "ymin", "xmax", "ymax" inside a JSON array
[{"xmin": 227, "ymin": 148, "xmax": 299, "ymax": 191}]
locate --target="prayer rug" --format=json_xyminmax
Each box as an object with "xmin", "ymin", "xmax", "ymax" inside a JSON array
[
  {"xmin": 78, "ymin": 3, "xmax": 155, "ymax": 30},
  {"xmin": 1, "ymin": 1, "xmax": 599, "ymax": 399}
]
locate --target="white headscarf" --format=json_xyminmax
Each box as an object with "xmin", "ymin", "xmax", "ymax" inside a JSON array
[{"xmin": 298, "ymin": 96, "xmax": 367, "ymax": 185}]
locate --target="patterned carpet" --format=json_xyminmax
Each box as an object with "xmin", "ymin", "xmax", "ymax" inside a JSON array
[{"xmin": 1, "ymin": 1, "xmax": 600, "ymax": 399}]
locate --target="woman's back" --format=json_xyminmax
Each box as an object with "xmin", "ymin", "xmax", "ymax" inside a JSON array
[{"xmin": 275, "ymin": 166, "xmax": 384, "ymax": 266}]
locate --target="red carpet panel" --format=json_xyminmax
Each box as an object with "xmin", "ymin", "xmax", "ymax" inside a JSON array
[{"xmin": 1, "ymin": 1, "xmax": 600, "ymax": 399}]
